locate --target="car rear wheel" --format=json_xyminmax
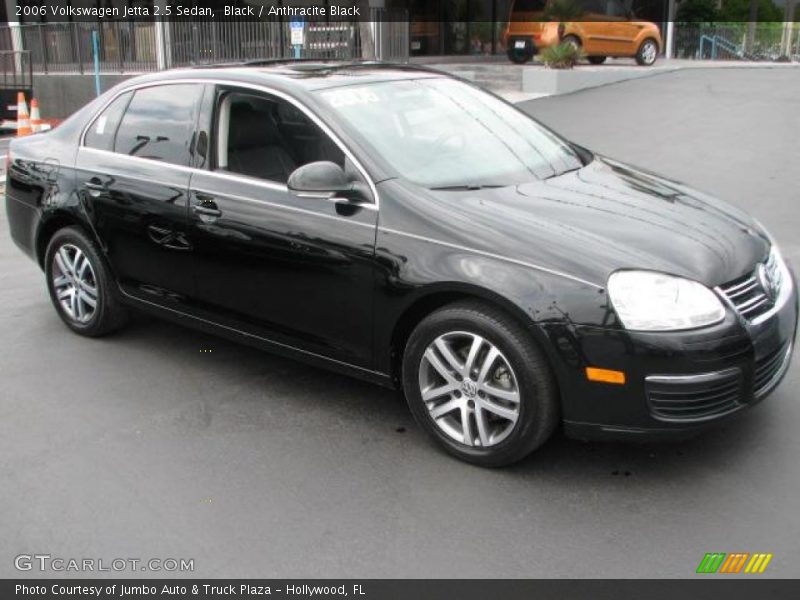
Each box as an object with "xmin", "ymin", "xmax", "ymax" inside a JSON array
[
  {"xmin": 588, "ymin": 56, "xmax": 607, "ymax": 65},
  {"xmin": 402, "ymin": 301, "xmax": 559, "ymax": 467},
  {"xmin": 507, "ymin": 39, "xmax": 535, "ymax": 64},
  {"xmin": 45, "ymin": 227, "xmax": 128, "ymax": 337},
  {"xmin": 636, "ymin": 39, "xmax": 658, "ymax": 66},
  {"xmin": 561, "ymin": 35, "xmax": 581, "ymax": 51}
]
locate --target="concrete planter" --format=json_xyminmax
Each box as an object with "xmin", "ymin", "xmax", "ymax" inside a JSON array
[{"xmin": 523, "ymin": 65, "xmax": 676, "ymax": 95}]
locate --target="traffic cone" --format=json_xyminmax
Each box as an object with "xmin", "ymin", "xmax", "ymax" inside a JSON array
[
  {"xmin": 16, "ymin": 92, "xmax": 32, "ymax": 137},
  {"xmin": 30, "ymin": 98, "xmax": 44, "ymax": 133}
]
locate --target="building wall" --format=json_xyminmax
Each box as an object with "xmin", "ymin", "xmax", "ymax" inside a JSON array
[{"xmin": 33, "ymin": 73, "xmax": 132, "ymax": 118}]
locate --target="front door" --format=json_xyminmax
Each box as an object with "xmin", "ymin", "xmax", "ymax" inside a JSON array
[{"xmin": 186, "ymin": 86, "xmax": 378, "ymax": 368}]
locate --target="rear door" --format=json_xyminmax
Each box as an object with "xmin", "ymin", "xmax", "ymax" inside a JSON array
[
  {"xmin": 184, "ymin": 85, "xmax": 378, "ymax": 368},
  {"xmin": 75, "ymin": 83, "xmax": 204, "ymax": 304}
]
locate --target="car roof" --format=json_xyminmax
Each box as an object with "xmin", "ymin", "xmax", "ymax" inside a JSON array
[{"xmin": 125, "ymin": 61, "xmax": 446, "ymax": 94}]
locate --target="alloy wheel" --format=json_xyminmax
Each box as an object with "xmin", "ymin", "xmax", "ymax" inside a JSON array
[
  {"xmin": 51, "ymin": 243, "xmax": 99, "ymax": 323},
  {"xmin": 641, "ymin": 41, "xmax": 657, "ymax": 65},
  {"xmin": 418, "ymin": 331, "xmax": 521, "ymax": 447}
]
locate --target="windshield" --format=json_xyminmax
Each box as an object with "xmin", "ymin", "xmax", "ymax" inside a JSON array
[{"xmin": 317, "ymin": 77, "xmax": 584, "ymax": 188}]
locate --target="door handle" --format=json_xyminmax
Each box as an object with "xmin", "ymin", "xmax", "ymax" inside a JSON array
[
  {"xmin": 84, "ymin": 178, "xmax": 105, "ymax": 197},
  {"xmin": 192, "ymin": 203, "xmax": 222, "ymax": 218}
]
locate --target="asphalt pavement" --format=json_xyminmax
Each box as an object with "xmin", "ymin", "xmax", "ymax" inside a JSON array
[{"xmin": 1, "ymin": 67, "xmax": 799, "ymax": 578}]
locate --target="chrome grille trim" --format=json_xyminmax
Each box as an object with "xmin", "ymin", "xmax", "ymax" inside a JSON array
[
  {"xmin": 717, "ymin": 253, "xmax": 784, "ymax": 322},
  {"xmin": 754, "ymin": 343, "xmax": 793, "ymax": 399},
  {"xmin": 726, "ymin": 279, "xmax": 758, "ymax": 300},
  {"xmin": 646, "ymin": 367, "xmax": 743, "ymax": 422},
  {"xmin": 724, "ymin": 276, "xmax": 758, "ymax": 298}
]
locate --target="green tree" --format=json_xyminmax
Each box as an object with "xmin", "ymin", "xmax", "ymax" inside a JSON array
[
  {"xmin": 719, "ymin": 0, "xmax": 783, "ymax": 21},
  {"xmin": 675, "ymin": 0, "xmax": 720, "ymax": 22},
  {"xmin": 544, "ymin": 0, "xmax": 586, "ymax": 22}
]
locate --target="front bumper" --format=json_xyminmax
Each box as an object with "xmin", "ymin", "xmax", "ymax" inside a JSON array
[{"xmin": 551, "ymin": 272, "xmax": 798, "ymax": 442}]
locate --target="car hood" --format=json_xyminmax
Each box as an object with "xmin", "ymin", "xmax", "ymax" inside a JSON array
[{"xmin": 395, "ymin": 157, "xmax": 768, "ymax": 288}]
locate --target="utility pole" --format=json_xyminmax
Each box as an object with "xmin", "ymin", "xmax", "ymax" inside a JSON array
[
  {"xmin": 781, "ymin": 0, "xmax": 797, "ymax": 57},
  {"xmin": 746, "ymin": 0, "xmax": 758, "ymax": 54},
  {"xmin": 358, "ymin": 0, "xmax": 377, "ymax": 60}
]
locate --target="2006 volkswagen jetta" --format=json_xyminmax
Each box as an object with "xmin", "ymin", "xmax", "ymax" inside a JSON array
[{"xmin": 5, "ymin": 62, "xmax": 797, "ymax": 466}]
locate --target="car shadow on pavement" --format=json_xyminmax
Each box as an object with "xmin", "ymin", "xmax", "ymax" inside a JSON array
[{"xmin": 116, "ymin": 311, "xmax": 776, "ymax": 483}]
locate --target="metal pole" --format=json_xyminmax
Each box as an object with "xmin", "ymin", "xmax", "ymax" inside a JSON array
[
  {"xmin": 39, "ymin": 25, "xmax": 47, "ymax": 74},
  {"xmin": 92, "ymin": 30, "xmax": 101, "ymax": 96},
  {"xmin": 72, "ymin": 22, "xmax": 84, "ymax": 74},
  {"xmin": 665, "ymin": 0, "xmax": 676, "ymax": 60}
]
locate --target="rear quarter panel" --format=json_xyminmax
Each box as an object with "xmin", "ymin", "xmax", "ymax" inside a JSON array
[
  {"xmin": 6, "ymin": 134, "xmax": 72, "ymax": 262},
  {"xmin": 4, "ymin": 90, "xmax": 105, "ymax": 266}
]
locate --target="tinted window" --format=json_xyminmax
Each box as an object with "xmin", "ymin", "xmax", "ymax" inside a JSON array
[
  {"xmin": 581, "ymin": 0, "xmax": 606, "ymax": 13},
  {"xmin": 605, "ymin": 0, "xmax": 628, "ymax": 17},
  {"xmin": 114, "ymin": 84, "xmax": 203, "ymax": 166},
  {"xmin": 84, "ymin": 91, "xmax": 132, "ymax": 151},
  {"xmin": 512, "ymin": 0, "xmax": 546, "ymax": 11},
  {"xmin": 217, "ymin": 90, "xmax": 344, "ymax": 184}
]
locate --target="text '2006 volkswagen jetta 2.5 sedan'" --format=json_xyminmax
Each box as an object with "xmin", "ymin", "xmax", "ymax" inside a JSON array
[{"xmin": 5, "ymin": 62, "xmax": 797, "ymax": 466}]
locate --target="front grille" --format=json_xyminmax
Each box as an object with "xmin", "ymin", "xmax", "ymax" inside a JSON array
[
  {"xmin": 754, "ymin": 343, "xmax": 791, "ymax": 398},
  {"xmin": 718, "ymin": 252, "xmax": 783, "ymax": 321},
  {"xmin": 646, "ymin": 368, "xmax": 743, "ymax": 422}
]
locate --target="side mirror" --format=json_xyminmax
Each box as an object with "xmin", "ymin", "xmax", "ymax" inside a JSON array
[{"xmin": 288, "ymin": 161, "xmax": 353, "ymax": 199}]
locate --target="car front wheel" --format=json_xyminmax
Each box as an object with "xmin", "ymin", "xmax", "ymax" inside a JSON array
[
  {"xmin": 45, "ymin": 226, "xmax": 128, "ymax": 337},
  {"xmin": 636, "ymin": 39, "xmax": 658, "ymax": 66},
  {"xmin": 402, "ymin": 301, "xmax": 559, "ymax": 467}
]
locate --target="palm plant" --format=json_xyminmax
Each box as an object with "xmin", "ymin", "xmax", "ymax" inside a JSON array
[{"xmin": 539, "ymin": 42, "xmax": 582, "ymax": 69}]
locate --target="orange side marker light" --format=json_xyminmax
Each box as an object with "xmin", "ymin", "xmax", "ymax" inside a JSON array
[{"xmin": 586, "ymin": 367, "xmax": 626, "ymax": 385}]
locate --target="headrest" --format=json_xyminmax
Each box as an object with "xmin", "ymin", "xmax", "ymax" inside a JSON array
[{"xmin": 228, "ymin": 101, "xmax": 281, "ymax": 150}]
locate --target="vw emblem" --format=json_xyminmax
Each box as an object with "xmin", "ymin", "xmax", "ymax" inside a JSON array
[
  {"xmin": 461, "ymin": 379, "xmax": 478, "ymax": 398},
  {"xmin": 757, "ymin": 264, "xmax": 778, "ymax": 301}
]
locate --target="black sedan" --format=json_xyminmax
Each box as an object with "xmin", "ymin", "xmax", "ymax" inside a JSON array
[{"xmin": 5, "ymin": 62, "xmax": 797, "ymax": 466}]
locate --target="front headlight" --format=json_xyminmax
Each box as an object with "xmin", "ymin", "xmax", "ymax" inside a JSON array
[{"xmin": 608, "ymin": 270, "xmax": 726, "ymax": 331}]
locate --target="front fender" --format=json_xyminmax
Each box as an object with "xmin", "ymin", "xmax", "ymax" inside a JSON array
[{"xmin": 373, "ymin": 228, "xmax": 620, "ymax": 393}]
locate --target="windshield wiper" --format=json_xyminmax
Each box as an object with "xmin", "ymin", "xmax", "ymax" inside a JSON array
[{"xmin": 429, "ymin": 183, "xmax": 507, "ymax": 191}]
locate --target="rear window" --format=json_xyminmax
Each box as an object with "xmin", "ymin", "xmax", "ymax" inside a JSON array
[{"xmin": 113, "ymin": 84, "xmax": 203, "ymax": 166}]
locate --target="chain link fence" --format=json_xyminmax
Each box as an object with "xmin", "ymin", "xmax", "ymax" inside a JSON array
[
  {"xmin": 674, "ymin": 23, "xmax": 800, "ymax": 61},
  {"xmin": 16, "ymin": 21, "xmax": 158, "ymax": 74}
]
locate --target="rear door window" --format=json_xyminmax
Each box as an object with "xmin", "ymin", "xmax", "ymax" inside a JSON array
[
  {"xmin": 84, "ymin": 91, "xmax": 132, "ymax": 151},
  {"xmin": 114, "ymin": 84, "xmax": 203, "ymax": 166}
]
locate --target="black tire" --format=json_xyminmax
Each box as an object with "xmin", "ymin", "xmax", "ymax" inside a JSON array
[
  {"xmin": 587, "ymin": 56, "xmax": 607, "ymax": 65},
  {"xmin": 508, "ymin": 52, "xmax": 532, "ymax": 65},
  {"xmin": 402, "ymin": 300, "xmax": 559, "ymax": 467},
  {"xmin": 635, "ymin": 38, "xmax": 658, "ymax": 66},
  {"xmin": 44, "ymin": 226, "xmax": 128, "ymax": 337},
  {"xmin": 507, "ymin": 46, "xmax": 534, "ymax": 65}
]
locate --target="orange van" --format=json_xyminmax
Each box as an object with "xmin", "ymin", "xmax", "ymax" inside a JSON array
[{"xmin": 504, "ymin": 0, "xmax": 662, "ymax": 66}]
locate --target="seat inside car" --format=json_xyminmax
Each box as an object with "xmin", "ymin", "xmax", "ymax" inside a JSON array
[{"xmin": 224, "ymin": 98, "xmax": 298, "ymax": 183}]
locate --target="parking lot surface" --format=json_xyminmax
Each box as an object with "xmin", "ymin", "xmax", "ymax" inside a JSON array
[{"xmin": 1, "ymin": 67, "xmax": 799, "ymax": 578}]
